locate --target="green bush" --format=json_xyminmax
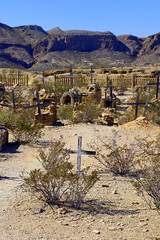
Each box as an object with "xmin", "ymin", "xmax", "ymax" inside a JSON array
[
  {"xmin": 73, "ymin": 99, "xmax": 102, "ymax": 123},
  {"xmin": 22, "ymin": 139, "xmax": 99, "ymax": 209},
  {"xmin": 57, "ymin": 104, "xmax": 74, "ymax": 122},
  {"xmin": 0, "ymin": 109, "xmax": 42, "ymax": 144},
  {"xmin": 45, "ymin": 82, "xmax": 69, "ymax": 95}
]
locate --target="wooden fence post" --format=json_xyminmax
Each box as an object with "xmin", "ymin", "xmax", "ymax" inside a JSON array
[{"xmin": 35, "ymin": 91, "xmax": 42, "ymax": 123}]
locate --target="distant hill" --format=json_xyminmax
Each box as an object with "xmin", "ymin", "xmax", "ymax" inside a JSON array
[{"xmin": 0, "ymin": 22, "xmax": 160, "ymax": 71}]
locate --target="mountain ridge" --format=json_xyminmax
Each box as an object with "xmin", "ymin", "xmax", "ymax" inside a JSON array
[{"xmin": 0, "ymin": 22, "xmax": 160, "ymax": 70}]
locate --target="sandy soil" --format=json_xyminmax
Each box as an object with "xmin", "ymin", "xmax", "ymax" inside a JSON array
[{"xmin": 0, "ymin": 119, "xmax": 160, "ymax": 240}]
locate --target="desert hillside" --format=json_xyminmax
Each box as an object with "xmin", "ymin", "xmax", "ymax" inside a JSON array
[{"xmin": 1, "ymin": 22, "xmax": 160, "ymax": 70}]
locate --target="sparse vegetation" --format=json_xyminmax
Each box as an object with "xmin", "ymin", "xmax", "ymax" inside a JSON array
[
  {"xmin": 58, "ymin": 99, "xmax": 102, "ymax": 123},
  {"xmin": 93, "ymin": 138, "xmax": 136, "ymax": 175},
  {"xmin": 45, "ymin": 81, "xmax": 69, "ymax": 96},
  {"xmin": 57, "ymin": 104, "xmax": 74, "ymax": 122},
  {"xmin": 22, "ymin": 139, "xmax": 99, "ymax": 209},
  {"xmin": 0, "ymin": 109, "xmax": 42, "ymax": 144},
  {"xmin": 73, "ymin": 99, "xmax": 102, "ymax": 123},
  {"xmin": 132, "ymin": 135, "xmax": 160, "ymax": 210}
]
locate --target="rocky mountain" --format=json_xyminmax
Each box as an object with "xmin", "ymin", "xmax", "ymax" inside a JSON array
[{"xmin": 0, "ymin": 22, "xmax": 160, "ymax": 70}]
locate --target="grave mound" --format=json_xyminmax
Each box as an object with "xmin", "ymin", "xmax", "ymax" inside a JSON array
[{"xmin": 120, "ymin": 116, "xmax": 159, "ymax": 131}]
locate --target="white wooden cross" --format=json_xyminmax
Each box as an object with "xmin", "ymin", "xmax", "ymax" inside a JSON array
[{"xmin": 70, "ymin": 136, "xmax": 96, "ymax": 173}]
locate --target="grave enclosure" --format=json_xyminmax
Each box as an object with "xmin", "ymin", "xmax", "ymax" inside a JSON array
[
  {"xmin": 0, "ymin": 70, "xmax": 29, "ymax": 87},
  {"xmin": 0, "ymin": 69, "xmax": 159, "ymax": 127}
]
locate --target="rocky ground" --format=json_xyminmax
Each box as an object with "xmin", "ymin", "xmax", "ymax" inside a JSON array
[{"xmin": 0, "ymin": 119, "xmax": 160, "ymax": 240}]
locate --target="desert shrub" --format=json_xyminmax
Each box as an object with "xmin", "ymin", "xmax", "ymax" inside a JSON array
[
  {"xmin": 146, "ymin": 99, "xmax": 160, "ymax": 125},
  {"xmin": 22, "ymin": 139, "xmax": 99, "ymax": 209},
  {"xmin": 0, "ymin": 109, "xmax": 42, "ymax": 144},
  {"xmin": 31, "ymin": 78, "xmax": 43, "ymax": 91},
  {"xmin": 132, "ymin": 135, "xmax": 160, "ymax": 210},
  {"xmin": 45, "ymin": 81, "xmax": 69, "ymax": 95},
  {"xmin": 58, "ymin": 99, "xmax": 102, "ymax": 123},
  {"xmin": 57, "ymin": 104, "xmax": 74, "ymax": 122},
  {"xmin": 4, "ymin": 87, "xmax": 32, "ymax": 109},
  {"xmin": 68, "ymin": 167, "xmax": 99, "ymax": 209},
  {"xmin": 73, "ymin": 99, "xmax": 102, "ymax": 123},
  {"xmin": 93, "ymin": 135, "xmax": 136, "ymax": 175}
]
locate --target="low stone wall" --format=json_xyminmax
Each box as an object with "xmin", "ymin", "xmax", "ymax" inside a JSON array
[{"xmin": 0, "ymin": 128, "xmax": 8, "ymax": 151}]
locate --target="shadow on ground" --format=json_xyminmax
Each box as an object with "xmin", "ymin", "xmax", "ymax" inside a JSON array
[{"xmin": 1, "ymin": 141, "xmax": 21, "ymax": 154}]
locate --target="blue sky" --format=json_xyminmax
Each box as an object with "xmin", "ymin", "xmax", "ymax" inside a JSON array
[{"xmin": 1, "ymin": 0, "xmax": 160, "ymax": 37}]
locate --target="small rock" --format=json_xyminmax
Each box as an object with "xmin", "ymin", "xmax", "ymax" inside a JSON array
[
  {"xmin": 108, "ymin": 226, "xmax": 117, "ymax": 231},
  {"xmin": 57, "ymin": 207, "xmax": 67, "ymax": 215},
  {"xmin": 143, "ymin": 229, "xmax": 149, "ymax": 232},
  {"xmin": 63, "ymin": 223, "xmax": 69, "ymax": 226},
  {"xmin": 92, "ymin": 229, "xmax": 101, "ymax": 234},
  {"xmin": 39, "ymin": 208, "xmax": 45, "ymax": 213},
  {"xmin": 99, "ymin": 219, "xmax": 105, "ymax": 223},
  {"xmin": 113, "ymin": 189, "xmax": 118, "ymax": 194},
  {"xmin": 102, "ymin": 184, "xmax": 109, "ymax": 188},
  {"xmin": 139, "ymin": 222, "xmax": 148, "ymax": 227},
  {"xmin": 132, "ymin": 201, "xmax": 139, "ymax": 205}
]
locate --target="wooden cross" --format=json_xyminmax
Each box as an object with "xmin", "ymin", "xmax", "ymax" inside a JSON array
[
  {"xmin": 11, "ymin": 84, "xmax": 20, "ymax": 111},
  {"xmin": 143, "ymin": 94, "xmax": 150, "ymax": 117},
  {"xmin": 103, "ymin": 81, "xmax": 119, "ymax": 108},
  {"xmin": 121, "ymin": 92, "xmax": 148, "ymax": 119},
  {"xmin": 11, "ymin": 89, "xmax": 16, "ymax": 112},
  {"xmin": 62, "ymin": 65, "xmax": 82, "ymax": 88},
  {"xmin": 70, "ymin": 136, "xmax": 96, "ymax": 173},
  {"xmin": 147, "ymin": 76, "xmax": 160, "ymax": 99},
  {"xmin": 23, "ymin": 91, "xmax": 54, "ymax": 123}
]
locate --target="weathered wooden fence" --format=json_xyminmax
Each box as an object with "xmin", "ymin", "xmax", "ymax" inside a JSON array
[
  {"xmin": 0, "ymin": 71, "xmax": 28, "ymax": 87},
  {"xmin": 106, "ymin": 75, "xmax": 132, "ymax": 88},
  {"xmin": 106, "ymin": 74, "xmax": 158, "ymax": 88},
  {"xmin": 133, "ymin": 75, "xmax": 157, "ymax": 86},
  {"xmin": 54, "ymin": 74, "xmax": 88, "ymax": 87}
]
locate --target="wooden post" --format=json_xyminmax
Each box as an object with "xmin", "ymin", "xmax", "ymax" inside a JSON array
[
  {"xmin": 35, "ymin": 91, "xmax": 42, "ymax": 123},
  {"xmin": 156, "ymin": 76, "xmax": 159, "ymax": 99},
  {"xmin": 90, "ymin": 65, "xmax": 93, "ymax": 83},
  {"xmin": 42, "ymin": 72, "xmax": 45, "ymax": 89},
  {"xmin": 12, "ymin": 89, "xmax": 16, "ymax": 112},
  {"xmin": 121, "ymin": 92, "xmax": 148, "ymax": 120},
  {"xmin": 70, "ymin": 65, "xmax": 73, "ymax": 88},
  {"xmin": 77, "ymin": 136, "xmax": 82, "ymax": 173},
  {"xmin": 135, "ymin": 91, "xmax": 139, "ymax": 119},
  {"xmin": 17, "ymin": 70, "xmax": 20, "ymax": 86},
  {"xmin": 147, "ymin": 77, "xmax": 160, "ymax": 99},
  {"xmin": 143, "ymin": 94, "xmax": 150, "ymax": 117},
  {"xmin": 132, "ymin": 75, "xmax": 135, "ymax": 87},
  {"xmin": 26, "ymin": 74, "xmax": 29, "ymax": 87}
]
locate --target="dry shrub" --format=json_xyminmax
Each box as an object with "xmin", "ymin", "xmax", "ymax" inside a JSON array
[
  {"xmin": 132, "ymin": 135, "xmax": 160, "ymax": 210},
  {"xmin": 22, "ymin": 139, "xmax": 99, "ymax": 209},
  {"xmin": 94, "ymin": 140, "xmax": 136, "ymax": 176}
]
